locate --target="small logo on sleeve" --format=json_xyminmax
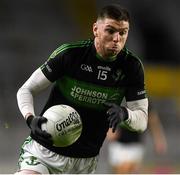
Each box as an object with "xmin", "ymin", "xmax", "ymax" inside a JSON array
[
  {"xmin": 137, "ymin": 90, "xmax": 146, "ymax": 96},
  {"xmin": 44, "ymin": 61, "xmax": 52, "ymax": 72}
]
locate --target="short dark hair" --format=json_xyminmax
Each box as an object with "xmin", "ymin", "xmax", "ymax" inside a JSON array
[{"xmin": 97, "ymin": 4, "xmax": 130, "ymax": 23}]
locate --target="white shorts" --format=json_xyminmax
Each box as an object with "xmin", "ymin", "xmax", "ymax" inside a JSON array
[
  {"xmin": 108, "ymin": 141, "xmax": 145, "ymax": 167},
  {"xmin": 17, "ymin": 136, "xmax": 98, "ymax": 174}
]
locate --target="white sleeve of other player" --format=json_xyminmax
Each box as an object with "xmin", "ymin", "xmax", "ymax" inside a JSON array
[
  {"xmin": 17, "ymin": 68, "xmax": 52, "ymax": 119},
  {"xmin": 125, "ymin": 98, "xmax": 148, "ymax": 132}
]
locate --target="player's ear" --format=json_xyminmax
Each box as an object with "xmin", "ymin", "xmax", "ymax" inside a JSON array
[{"xmin": 93, "ymin": 23, "xmax": 98, "ymax": 37}]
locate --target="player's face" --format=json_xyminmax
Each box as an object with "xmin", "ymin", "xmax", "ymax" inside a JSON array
[{"xmin": 93, "ymin": 18, "xmax": 129, "ymax": 59}]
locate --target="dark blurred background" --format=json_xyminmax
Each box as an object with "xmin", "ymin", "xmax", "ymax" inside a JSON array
[{"xmin": 0, "ymin": 0, "xmax": 180, "ymax": 173}]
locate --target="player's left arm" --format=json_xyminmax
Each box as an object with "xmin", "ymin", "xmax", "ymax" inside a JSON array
[
  {"xmin": 122, "ymin": 98, "xmax": 148, "ymax": 132},
  {"xmin": 105, "ymin": 56, "xmax": 148, "ymax": 133},
  {"xmin": 122, "ymin": 57, "xmax": 148, "ymax": 132}
]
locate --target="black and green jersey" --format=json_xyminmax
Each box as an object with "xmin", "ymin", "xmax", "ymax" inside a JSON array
[{"xmin": 31, "ymin": 39, "xmax": 147, "ymax": 157}]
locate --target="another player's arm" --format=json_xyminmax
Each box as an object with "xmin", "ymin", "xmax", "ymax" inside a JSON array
[
  {"xmin": 106, "ymin": 128, "xmax": 121, "ymax": 141},
  {"xmin": 148, "ymin": 109, "xmax": 167, "ymax": 154}
]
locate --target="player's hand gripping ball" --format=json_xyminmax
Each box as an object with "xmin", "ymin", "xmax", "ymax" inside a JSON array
[{"xmin": 41, "ymin": 104, "xmax": 82, "ymax": 147}]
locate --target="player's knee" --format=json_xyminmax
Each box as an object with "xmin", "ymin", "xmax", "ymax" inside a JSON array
[{"xmin": 14, "ymin": 170, "xmax": 41, "ymax": 174}]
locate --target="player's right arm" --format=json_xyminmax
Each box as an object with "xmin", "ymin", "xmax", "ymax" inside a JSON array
[
  {"xmin": 17, "ymin": 44, "xmax": 65, "ymax": 120},
  {"xmin": 17, "ymin": 68, "xmax": 53, "ymax": 145},
  {"xmin": 17, "ymin": 68, "xmax": 52, "ymax": 119}
]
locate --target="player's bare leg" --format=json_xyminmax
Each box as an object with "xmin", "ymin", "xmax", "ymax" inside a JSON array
[{"xmin": 14, "ymin": 170, "xmax": 41, "ymax": 174}]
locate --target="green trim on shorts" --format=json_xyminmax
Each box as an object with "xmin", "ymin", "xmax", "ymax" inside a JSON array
[{"xmin": 18, "ymin": 136, "xmax": 33, "ymax": 168}]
